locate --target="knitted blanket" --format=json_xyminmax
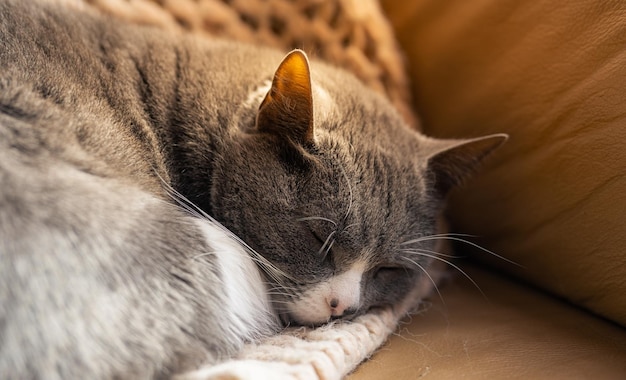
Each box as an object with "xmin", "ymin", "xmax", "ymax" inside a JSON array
[
  {"xmin": 81, "ymin": 0, "xmax": 417, "ymax": 128},
  {"xmin": 62, "ymin": 1, "xmax": 428, "ymax": 378},
  {"xmin": 178, "ymin": 278, "xmax": 434, "ymax": 380}
]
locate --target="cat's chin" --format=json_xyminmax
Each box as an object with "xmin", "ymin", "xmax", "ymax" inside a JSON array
[
  {"xmin": 277, "ymin": 309, "xmax": 323, "ymax": 327},
  {"xmin": 279, "ymin": 311, "xmax": 323, "ymax": 328},
  {"xmin": 279, "ymin": 310, "xmax": 360, "ymax": 328}
]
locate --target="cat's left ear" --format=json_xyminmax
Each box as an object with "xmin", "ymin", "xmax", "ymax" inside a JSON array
[
  {"xmin": 256, "ymin": 49, "xmax": 314, "ymax": 146},
  {"xmin": 425, "ymin": 134, "xmax": 508, "ymax": 195}
]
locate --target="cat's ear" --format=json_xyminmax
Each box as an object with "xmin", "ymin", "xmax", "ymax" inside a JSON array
[
  {"xmin": 256, "ymin": 49, "xmax": 314, "ymax": 146},
  {"xmin": 426, "ymin": 134, "xmax": 508, "ymax": 195}
]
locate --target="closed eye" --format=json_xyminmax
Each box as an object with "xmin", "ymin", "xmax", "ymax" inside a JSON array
[
  {"xmin": 311, "ymin": 230, "xmax": 325, "ymax": 244},
  {"xmin": 311, "ymin": 230, "xmax": 335, "ymax": 262},
  {"xmin": 373, "ymin": 266, "xmax": 406, "ymax": 280}
]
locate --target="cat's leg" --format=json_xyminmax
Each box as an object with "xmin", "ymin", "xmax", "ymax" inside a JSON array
[{"xmin": 0, "ymin": 157, "xmax": 276, "ymax": 379}]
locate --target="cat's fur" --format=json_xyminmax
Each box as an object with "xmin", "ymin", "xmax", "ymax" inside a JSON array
[{"xmin": 0, "ymin": 1, "xmax": 506, "ymax": 378}]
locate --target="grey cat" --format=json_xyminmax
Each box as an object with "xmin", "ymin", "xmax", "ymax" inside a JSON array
[{"xmin": 0, "ymin": 1, "xmax": 506, "ymax": 379}]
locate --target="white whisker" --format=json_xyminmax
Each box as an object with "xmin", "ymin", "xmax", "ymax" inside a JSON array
[
  {"xmin": 265, "ymin": 301, "xmax": 293, "ymax": 306},
  {"xmin": 400, "ymin": 256, "xmax": 445, "ymax": 306},
  {"xmin": 338, "ymin": 163, "xmax": 354, "ymax": 222},
  {"xmin": 399, "ymin": 233, "xmax": 475, "ymax": 246},
  {"xmin": 343, "ymin": 222, "xmax": 360, "ymax": 231},
  {"xmin": 403, "ymin": 251, "xmax": 486, "ymax": 299},
  {"xmin": 190, "ymin": 252, "xmax": 215, "ymax": 261},
  {"xmin": 399, "ymin": 248, "xmax": 459, "ymax": 259},
  {"xmin": 401, "ymin": 234, "xmax": 521, "ymax": 267},
  {"xmin": 324, "ymin": 239, "xmax": 335, "ymax": 260},
  {"xmin": 297, "ymin": 216, "xmax": 338, "ymax": 227},
  {"xmin": 266, "ymin": 285, "xmax": 299, "ymax": 293},
  {"xmin": 318, "ymin": 230, "xmax": 336, "ymax": 260}
]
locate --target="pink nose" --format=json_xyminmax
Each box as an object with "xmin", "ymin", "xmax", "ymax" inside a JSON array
[{"xmin": 329, "ymin": 298, "xmax": 347, "ymax": 316}]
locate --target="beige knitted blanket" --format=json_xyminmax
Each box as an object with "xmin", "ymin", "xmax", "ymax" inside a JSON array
[
  {"xmin": 58, "ymin": 1, "xmax": 427, "ymax": 378},
  {"xmin": 177, "ymin": 279, "xmax": 433, "ymax": 380}
]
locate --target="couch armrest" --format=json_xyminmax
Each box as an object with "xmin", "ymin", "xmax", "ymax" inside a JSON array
[
  {"xmin": 349, "ymin": 265, "xmax": 626, "ymax": 379},
  {"xmin": 382, "ymin": 0, "xmax": 626, "ymax": 326}
]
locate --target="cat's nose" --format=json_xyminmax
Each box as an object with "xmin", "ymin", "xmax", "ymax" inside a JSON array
[
  {"xmin": 329, "ymin": 300, "xmax": 358, "ymax": 321},
  {"xmin": 329, "ymin": 297, "xmax": 350, "ymax": 317}
]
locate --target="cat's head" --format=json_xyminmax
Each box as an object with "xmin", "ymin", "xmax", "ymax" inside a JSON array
[{"xmin": 211, "ymin": 50, "xmax": 506, "ymax": 326}]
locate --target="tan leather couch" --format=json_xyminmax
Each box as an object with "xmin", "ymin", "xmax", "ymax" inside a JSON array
[{"xmin": 352, "ymin": 1, "xmax": 626, "ymax": 378}]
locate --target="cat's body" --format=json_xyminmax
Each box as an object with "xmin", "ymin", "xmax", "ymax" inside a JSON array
[{"xmin": 0, "ymin": 1, "xmax": 505, "ymax": 378}]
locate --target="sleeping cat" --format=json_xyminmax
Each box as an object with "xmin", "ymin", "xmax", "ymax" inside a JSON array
[{"xmin": 0, "ymin": 1, "xmax": 506, "ymax": 379}]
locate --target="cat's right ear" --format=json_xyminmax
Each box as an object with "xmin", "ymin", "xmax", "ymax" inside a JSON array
[
  {"xmin": 425, "ymin": 133, "xmax": 508, "ymax": 195},
  {"xmin": 256, "ymin": 49, "xmax": 315, "ymax": 146}
]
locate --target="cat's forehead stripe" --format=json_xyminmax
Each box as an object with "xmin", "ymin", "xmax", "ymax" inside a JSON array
[{"xmin": 348, "ymin": 259, "xmax": 368, "ymax": 274}]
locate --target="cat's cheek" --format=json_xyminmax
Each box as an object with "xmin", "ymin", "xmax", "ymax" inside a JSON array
[{"xmin": 359, "ymin": 269, "xmax": 408, "ymax": 311}]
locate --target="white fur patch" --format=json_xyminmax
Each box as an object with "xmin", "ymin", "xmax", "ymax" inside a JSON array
[
  {"xmin": 312, "ymin": 83, "xmax": 333, "ymax": 122},
  {"xmin": 287, "ymin": 260, "xmax": 367, "ymax": 324},
  {"xmin": 194, "ymin": 220, "xmax": 275, "ymax": 340},
  {"xmin": 243, "ymin": 80, "xmax": 272, "ymax": 109}
]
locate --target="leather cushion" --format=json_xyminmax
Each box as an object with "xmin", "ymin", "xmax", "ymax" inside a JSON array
[
  {"xmin": 349, "ymin": 265, "xmax": 626, "ymax": 379},
  {"xmin": 381, "ymin": 0, "xmax": 626, "ymax": 326}
]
